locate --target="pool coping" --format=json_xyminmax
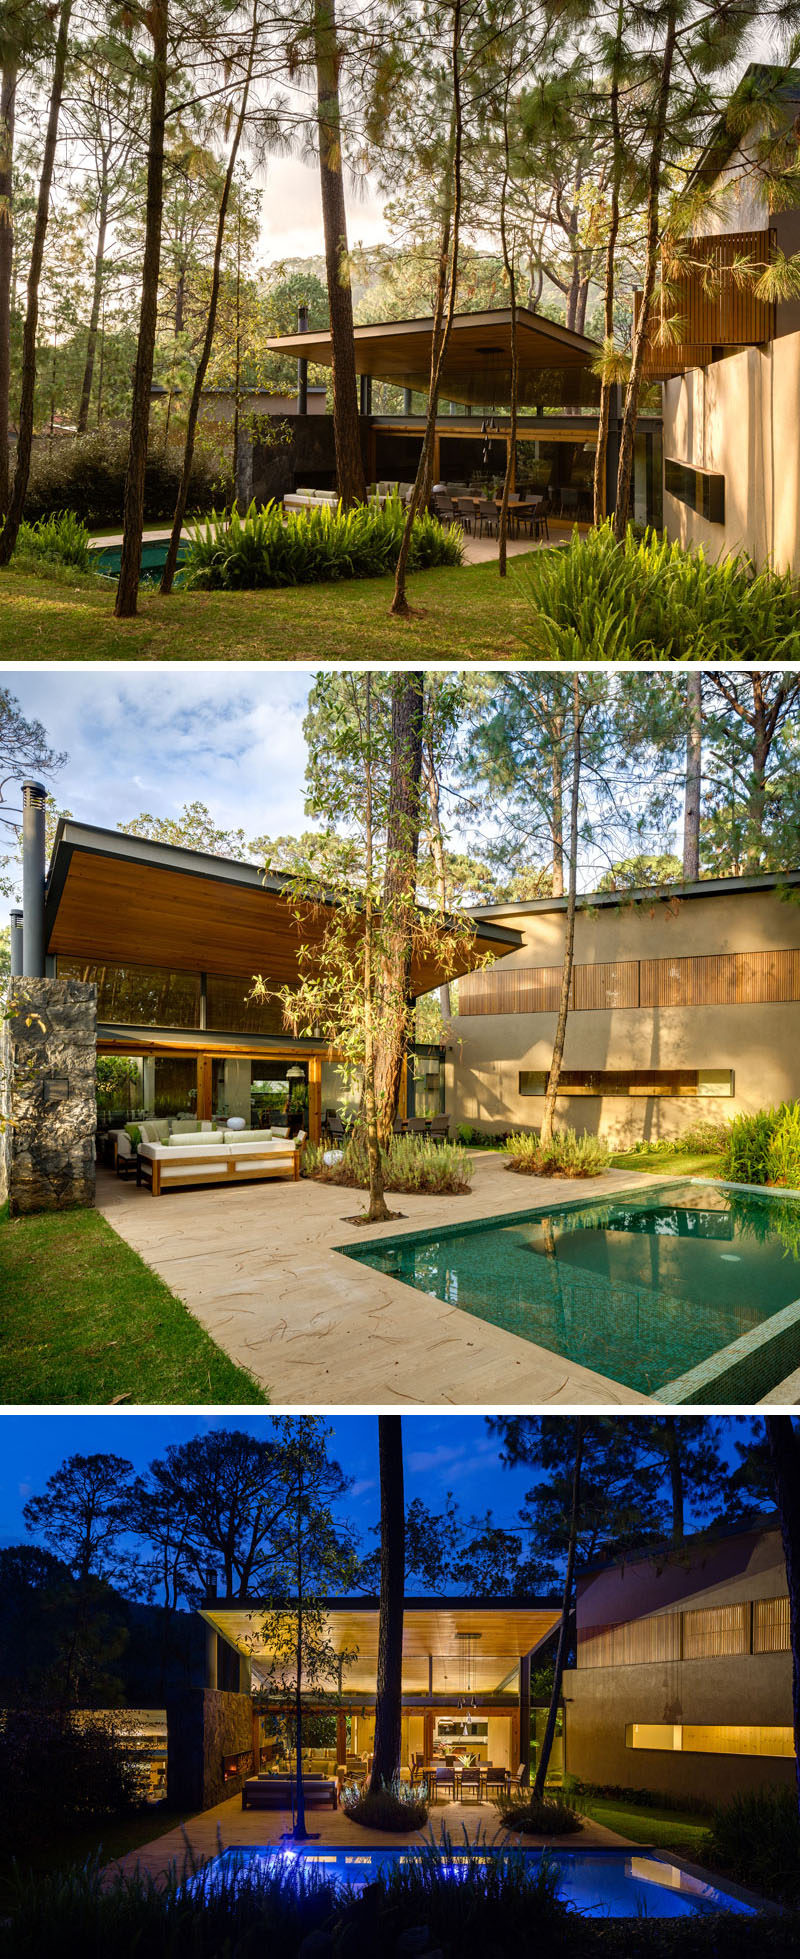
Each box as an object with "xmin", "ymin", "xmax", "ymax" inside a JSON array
[{"xmin": 336, "ymin": 1175, "xmax": 800, "ymax": 1408}]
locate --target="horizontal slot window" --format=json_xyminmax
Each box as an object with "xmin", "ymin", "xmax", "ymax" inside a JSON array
[
  {"xmin": 518, "ymin": 1069, "xmax": 734, "ymax": 1099},
  {"xmin": 664, "ymin": 457, "xmax": 725, "ymax": 523},
  {"xmin": 627, "ymin": 1723, "xmax": 794, "ymax": 1759}
]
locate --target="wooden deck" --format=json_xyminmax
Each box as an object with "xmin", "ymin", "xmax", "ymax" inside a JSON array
[
  {"xmin": 96, "ymin": 1154, "xmax": 657, "ymax": 1406},
  {"xmin": 108, "ymin": 1787, "xmax": 632, "ymax": 1886}
]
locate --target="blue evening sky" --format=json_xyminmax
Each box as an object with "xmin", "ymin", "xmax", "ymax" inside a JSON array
[
  {"xmin": 0, "ymin": 1413, "xmax": 757, "ymax": 1564},
  {"xmin": 0, "ymin": 1413, "xmax": 536, "ymax": 1558}
]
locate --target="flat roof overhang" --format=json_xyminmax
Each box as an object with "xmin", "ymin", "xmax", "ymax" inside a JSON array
[
  {"xmin": 267, "ymin": 306, "xmax": 601, "ymax": 410},
  {"xmin": 46, "ymin": 821, "xmax": 522, "ymax": 998},
  {"xmin": 201, "ymin": 1596, "xmax": 562, "ymax": 1688},
  {"xmin": 470, "ymin": 867, "xmax": 800, "ymax": 922}
]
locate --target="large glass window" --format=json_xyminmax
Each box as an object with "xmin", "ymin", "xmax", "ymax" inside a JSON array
[
  {"xmin": 59, "ymin": 958, "xmax": 200, "ymax": 1027},
  {"xmin": 205, "ymin": 974, "xmax": 288, "ymax": 1035}
]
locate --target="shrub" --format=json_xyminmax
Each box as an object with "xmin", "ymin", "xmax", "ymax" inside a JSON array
[
  {"xmin": 21, "ymin": 431, "xmax": 223, "ymax": 528},
  {"xmin": 721, "ymin": 1106, "xmax": 784, "ymax": 1185},
  {"xmin": 523, "ymin": 523, "xmax": 800, "ymax": 660},
  {"xmin": 495, "ymin": 1791, "xmax": 584, "ymax": 1835},
  {"xmin": 0, "ymin": 1709, "xmax": 142, "ymax": 1853},
  {"xmin": 766, "ymin": 1101, "xmax": 800, "ymax": 1190},
  {"xmin": 454, "ymin": 1121, "xmax": 508, "ymax": 1148},
  {"xmin": 10, "ymin": 509, "xmax": 92, "ymax": 570},
  {"xmin": 182, "ymin": 495, "xmax": 463, "ymax": 590},
  {"xmin": 340, "ymin": 1776, "xmax": 429, "ymax": 1832},
  {"xmin": 504, "ymin": 1127, "xmax": 611, "ymax": 1178},
  {"xmin": 306, "ymin": 1130, "xmax": 473, "ymax": 1194},
  {"xmin": 705, "ymin": 1784, "xmax": 800, "ymax": 1905}
]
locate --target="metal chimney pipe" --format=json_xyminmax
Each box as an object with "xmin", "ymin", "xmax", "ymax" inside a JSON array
[
  {"xmin": 9, "ymin": 909, "xmax": 23, "ymax": 975},
  {"xmin": 21, "ymin": 779, "xmax": 47, "ymax": 978},
  {"xmin": 297, "ymin": 302, "xmax": 309, "ymax": 415}
]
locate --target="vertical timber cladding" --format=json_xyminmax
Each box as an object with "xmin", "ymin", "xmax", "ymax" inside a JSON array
[
  {"xmin": 1, "ymin": 977, "xmax": 97, "ymax": 1216},
  {"xmin": 459, "ymin": 948, "xmax": 800, "ymax": 1014}
]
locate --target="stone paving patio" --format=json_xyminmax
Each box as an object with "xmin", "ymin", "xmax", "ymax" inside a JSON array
[
  {"xmin": 109, "ymin": 1788, "xmax": 631, "ymax": 1886},
  {"xmin": 97, "ymin": 1154, "xmax": 658, "ymax": 1406}
]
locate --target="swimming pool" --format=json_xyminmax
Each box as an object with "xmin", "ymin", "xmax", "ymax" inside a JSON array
[
  {"xmin": 195, "ymin": 1844, "xmax": 756, "ymax": 1918},
  {"xmin": 339, "ymin": 1180, "xmax": 800, "ymax": 1402},
  {"xmin": 89, "ymin": 538, "xmax": 189, "ymax": 582}
]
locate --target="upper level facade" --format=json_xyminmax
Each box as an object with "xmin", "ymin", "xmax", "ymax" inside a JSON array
[{"xmin": 448, "ymin": 872, "xmax": 800, "ymax": 1142}]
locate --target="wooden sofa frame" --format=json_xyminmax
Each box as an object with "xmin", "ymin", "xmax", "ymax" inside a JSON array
[
  {"xmin": 242, "ymin": 1774, "xmax": 338, "ymax": 1811},
  {"xmin": 137, "ymin": 1145, "xmax": 299, "ymax": 1197}
]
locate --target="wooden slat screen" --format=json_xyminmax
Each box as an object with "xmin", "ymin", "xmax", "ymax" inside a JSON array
[
  {"xmin": 683, "ymin": 1603, "xmax": 748, "ymax": 1660},
  {"xmin": 753, "ymin": 1596, "xmax": 791, "ymax": 1654},
  {"xmin": 579, "ymin": 1614, "xmax": 681, "ymax": 1668},
  {"xmin": 460, "ymin": 947, "xmax": 800, "ymax": 1017},
  {"xmin": 636, "ymin": 228, "xmax": 776, "ymax": 377}
]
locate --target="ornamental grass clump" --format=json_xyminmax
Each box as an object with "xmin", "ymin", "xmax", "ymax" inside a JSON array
[
  {"xmin": 183, "ymin": 495, "xmax": 462, "ymax": 590},
  {"xmin": 523, "ymin": 523, "xmax": 800, "ymax": 660},
  {"xmin": 721, "ymin": 1105, "xmax": 785, "ymax": 1185},
  {"xmin": 494, "ymin": 1791, "xmax": 584, "ymax": 1835},
  {"xmin": 705, "ymin": 1785, "xmax": 800, "ymax": 1906},
  {"xmin": 505, "ymin": 1128, "xmax": 611, "ymax": 1178},
  {"xmin": 341, "ymin": 1775, "xmax": 429, "ymax": 1832},
  {"xmin": 765, "ymin": 1101, "xmax": 800, "ymax": 1190},
  {"xmin": 307, "ymin": 1131, "xmax": 473, "ymax": 1194},
  {"xmin": 11, "ymin": 510, "xmax": 91, "ymax": 570}
]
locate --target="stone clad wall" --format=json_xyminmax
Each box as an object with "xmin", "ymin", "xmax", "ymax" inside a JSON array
[
  {"xmin": 238, "ymin": 412, "xmax": 370, "ymax": 507},
  {"xmin": 166, "ymin": 1689, "xmax": 254, "ymax": 1810},
  {"xmin": 1, "ymin": 977, "xmax": 97, "ymax": 1215}
]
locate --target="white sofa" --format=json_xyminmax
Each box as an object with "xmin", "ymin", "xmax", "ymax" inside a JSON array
[
  {"xmin": 283, "ymin": 488, "xmax": 340, "ymax": 514},
  {"xmin": 136, "ymin": 1126, "xmax": 304, "ymax": 1197}
]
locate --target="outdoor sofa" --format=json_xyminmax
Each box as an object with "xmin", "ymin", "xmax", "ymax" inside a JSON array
[
  {"xmin": 242, "ymin": 1774, "xmax": 338, "ymax": 1811},
  {"xmin": 133, "ymin": 1125, "xmax": 304, "ymax": 1196}
]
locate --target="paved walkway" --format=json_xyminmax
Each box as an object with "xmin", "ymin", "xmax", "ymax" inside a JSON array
[
  {"xmin": 109, "ymin": 1789, "xmax": 632, "ymax": 1886},
  {"xmin": 97, "ymin": 1156, "xmax": 656, "ymax": 1406}
]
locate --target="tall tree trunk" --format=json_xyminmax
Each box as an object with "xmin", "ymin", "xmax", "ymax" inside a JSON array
[
  {"xmin": 592, "ymin": 0, "xmax": 623, "ymax": 528},
  {"xmin": 362, "ymin": 674, "xmax": 391, "ymax": 1223},
  {"xmin": 748, "ymin": 675, "xmax": 769, "ymax": 863},
  {"xmin": 314, "ymin": 0, "xmax": 365, "ymax": 507},
  {"xmin": 292, "ymin": 1459, "xmax": 309, "ymax": 1838},
  {"xmin": 161, "ymin": 0, "xmax": 257, "ymax": 595},
  {"xmin": 0, "ymin": 56, "xmax": 17, "ymax": 518},
  {"xmin": 613, "ymin": 1, "xmax": 677, "ymax": 541},
  {"xmin": 370, "ymin": 1416, "xmax": 405, "ymax": 1791},
  {"xmin": 375, "ymin": 672, "xmax": 424, "ymax": 1145},
  {"xmin": 390, "ymin": 0, "xmax": 462, "ymax": 619},
  {"xmin": 540, "ymin": 677, "xmax": 580, "ymax": 1145},
  {"xmin": 682, "ymin": 671, "xmax": 702, "ymax": 879},
  {"xmin": 498, "ymin": 88, "xmax": 517, "ymax": 583},
  {"xmin": 425, "ymin": 761, "xmax": 451, "ymax": 1020},
  {"xmin": 765, "ymin": 1418, "xmax": 800, "ymax": 1810},
  {"xmin": 532, "ymin": 1418, "xmax": 585, "ymax": 1799},
  {"xmin": 114, "ymin": 0, "xmax": 168, "ymax": 619},
  {"xmin": 551, "ymin": 718, "xmax": 564, "ymax": 897},
  {"xmin": 77, "ymin": 167, "xmax": 109, "ymax": 434},
  {"xmin": 660, "ymin": 1415, "xmax": 685, "ymax": 1541},
  {"xmin": 0, "ymin": 1, "xmax": 73, "ymax": 566}
]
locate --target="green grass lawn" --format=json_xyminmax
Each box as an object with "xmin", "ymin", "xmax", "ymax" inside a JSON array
[
  {"xmin": 0, "ymin": 1205, "xmax": 268, "ymax": 1403},
  {"xmin": 583, "ymin": 1795, "xmax": 711, "ymax": 1855},
  {"xmin": 609, "ymin": 1149, "xmax": 726, "ymax": 1180},
  {"xmin": 0, "ymin": 555, "xmax": 533, "ymax": 660}
]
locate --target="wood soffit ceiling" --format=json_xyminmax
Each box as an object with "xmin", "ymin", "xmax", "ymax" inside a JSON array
[
  {"xmin": 266, "ymin": 307, "xmax": 600, "ymax": 408},
  {"xmin": 46, "ymin": 830, "xmax": 520, "ymax": 996},
  {"xmin": 201, "ymin": 1602, "xmax": 562, "ymax": 1664}
]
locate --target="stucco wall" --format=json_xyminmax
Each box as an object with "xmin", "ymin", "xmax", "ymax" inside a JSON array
[
  {"xmin": 662, "ymin": 330, "xmax": 800, "ymax": 573},
  {"xmin": 448, "ymin": 889, "xmax": 800, "ymax": 1142},
  {"xmin": 565, "ymin": 1653, "xmax": 795, "ymax": 1803}
]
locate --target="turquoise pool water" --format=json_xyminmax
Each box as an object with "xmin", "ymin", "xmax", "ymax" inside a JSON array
[
  {"xmin": 89, "ymin": 538, "xmax": 188, "ymax": 582},
  {"xmin": 196, "ymin": 1845, "xmax": 755, "ymax": 1918},
  {"xmin": 340, "ymin": 1181, "xmax": 800, "ymax": 1401}
]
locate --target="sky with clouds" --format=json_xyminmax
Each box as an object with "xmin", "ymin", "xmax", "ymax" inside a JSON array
[{"xmin": 0, "ymin": 1413, "xmax": 535, "ymax": 1558}]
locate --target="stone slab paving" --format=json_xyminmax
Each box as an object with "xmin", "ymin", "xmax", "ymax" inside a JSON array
[
  {"xmin": 97, "ymin": 1156, "xmax": 659, "ymax": 1406},
  {"xmin": 108, "ymin": 1790, "xmax": 632, "ymax": 1887}
]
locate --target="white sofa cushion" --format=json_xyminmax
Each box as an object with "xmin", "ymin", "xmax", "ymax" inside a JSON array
[
  {"xmin": 166, "ymin": 1131, "xmax": 225, "ymax": 1146},
  {"xmin": 141, "ymin": 1118, "xmax": 171, "ymax": 1143},
  {"xmin": 222, "ymin": 1127, "xmax": 270, "ymax": 1142}
]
